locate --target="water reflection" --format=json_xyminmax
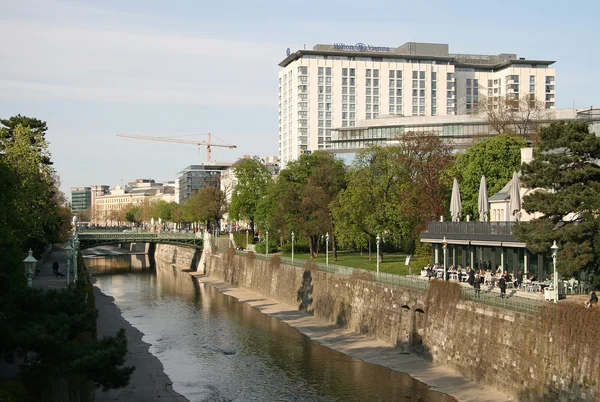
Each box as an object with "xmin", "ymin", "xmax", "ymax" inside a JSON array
[{"xmin": 93, "ymin": 256, "xmax": 451, "ymax": 402}]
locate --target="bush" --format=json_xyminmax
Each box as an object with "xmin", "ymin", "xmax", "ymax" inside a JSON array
[
  {"xmin": 232, "ymin": 230, "xmax": 251, "ymax": 248},
  {"xmin": 281, "ymin": 240, "xmax": 311, "ymax": 254},
  {"xmin": 254, "ymin": 240, "xmax": 278, "ymax": 254}
]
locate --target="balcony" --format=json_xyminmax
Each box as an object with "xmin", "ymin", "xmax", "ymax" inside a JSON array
[{"xmin": 421, "ymin": 221, "xmax": 520, "ymax": 245}]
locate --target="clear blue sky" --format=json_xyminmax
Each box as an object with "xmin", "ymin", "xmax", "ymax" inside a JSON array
[{"xmin": 1, "ymin": 0, "xmax": 598, "ymax": 198}]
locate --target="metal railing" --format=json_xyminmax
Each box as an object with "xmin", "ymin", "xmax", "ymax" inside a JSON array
[
  {"xmin": 219, "ymin": 246, "xmax": 548, "ymax": 315},
  {"xmin": 425, "ymin": 221, "xmax": 516, "ymax": 236}
]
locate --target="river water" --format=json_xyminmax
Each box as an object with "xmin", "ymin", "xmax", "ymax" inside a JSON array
[{"xmin": 87, "ymin": 252, "xmax": 452, "ymax": 402}]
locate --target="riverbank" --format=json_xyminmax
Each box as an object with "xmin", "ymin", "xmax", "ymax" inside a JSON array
[
  {"xmin": 192, "ymin": 273, "xmax": 512, "ymax": 402},
  {"xmin": 93, "ymin": 286, "xmax": 188, "ymax": 402}
]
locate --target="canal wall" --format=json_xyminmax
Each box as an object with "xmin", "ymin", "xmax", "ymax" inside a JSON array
[
  {"xmin": 154, "ymin": 244, "xmax": 201, "ymax": 269},
  {"xmin": 165, "ymin": 245, "xmax": 599, "ymax": 401}
]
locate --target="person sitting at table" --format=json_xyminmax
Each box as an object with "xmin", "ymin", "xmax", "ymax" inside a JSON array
[
  {"xmin": 529, "ymin": 274, "xmax": 537, "ymax": 282},
  {"xmin": 585, "ymin": 291, "xmax": 598, "ymax": 308},
  {"xmin": 539, "ymin": 276, "xmax": 552, "ymax": 292},
  {"xmin": 515, "ymin": 270, "xmax": 523, "ymax": 289}
]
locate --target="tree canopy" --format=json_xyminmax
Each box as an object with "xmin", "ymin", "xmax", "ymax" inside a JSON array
[
  {"xmin": 515, "ymin": 121, "xmax": 600, "ymax": 277},
  {"xmin": 451, "ymin": 134, "xmax": 528, "ymax": 220},
  {"xmin": 229, "ymin": 157, "xmax": 273, "ymax": 234},
  {"xmin": 185, "ymin": 187, "xmax": 228, "ymax": 230}
]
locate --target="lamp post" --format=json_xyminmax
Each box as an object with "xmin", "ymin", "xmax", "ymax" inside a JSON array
[
  {"xmin": 442, "ymin": 236, "xmax": 448, "ymax": 280},
  {"xmin": 73, "ymin": 232, "xmax": 80, "ymax": 283},
  {"xmin": 64, "ymin": 243, "xmax": 73, "ymax": 284},
  {"xmin": 291, "ymin": 231, "xmax": 295, "ymax": 263},
  {"xmin": 325, "ymin": 232, "xmax": 329, "ymax": 268},
  {"xmin": 23, "ymin": 249, "xmax": 37, "ymax": 288},
  {"xmin": 551, "ymin": 240, "xmax": 559, "ymax": 304},
  {"xmin": 246, "ymin": 229, "xmax": 249, "ymax": 249},
  {"xmin": 376, "ymin": 234, "xmax": 381, "ymax": 276},
  {"xmin": 265, "ymin": 230, "xmax": 269, "ymax": 256}
]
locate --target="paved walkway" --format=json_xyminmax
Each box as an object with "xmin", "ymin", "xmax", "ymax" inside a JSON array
[
  {"xmin": 192, "ymin": 273, "xmax": 513, "ymax": 402},
  {"xmin": 33, "ymin": 245, "xmax": 188, "ymax": 402}
]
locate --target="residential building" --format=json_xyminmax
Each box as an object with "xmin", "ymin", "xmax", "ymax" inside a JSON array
[
  {"xmin": 177, "ymin": 163, "xmax": 233, "ymax": 204},
  {"xmin": 71, "ymin": 187, "xmax": 91, "ymax": 218},
  {"xmin": 278, "ymin": 41, "xmax": 556, "ymax": 167},
  {"xmin": 330, "ymin": 107, "xmax": 600, "ymax": 153}
]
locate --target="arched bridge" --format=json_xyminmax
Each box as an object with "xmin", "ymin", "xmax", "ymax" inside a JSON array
[{"xmin": 77, "ymin": 231, "xmax": 203, "ymax": 249}]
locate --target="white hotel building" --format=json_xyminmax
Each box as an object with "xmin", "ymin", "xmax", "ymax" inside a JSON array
[{"xmin": 278, "ymin": 42, "xmax": 556, "ymax": 168}]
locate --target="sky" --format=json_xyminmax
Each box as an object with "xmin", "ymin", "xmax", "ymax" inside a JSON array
[{"xmin": 1, "ymin": 0, "xmax": 599, "ymax": 199}]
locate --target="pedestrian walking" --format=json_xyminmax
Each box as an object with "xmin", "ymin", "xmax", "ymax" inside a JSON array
[
  {"xmin": 499, "ymin": 273, "xmax": 507, "ymax": 298},
  {"xmin": 52, "ymin": 261, "xmax": 59, "ymax": 276}
]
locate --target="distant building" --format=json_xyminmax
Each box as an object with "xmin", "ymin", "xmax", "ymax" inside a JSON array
[
  {"xmin": 278, "ymin": 41, "xmax": 556, "ymax": 168},
  {"xmin": 71, "ymin": 187, "xmax": 91, "ymax": 218},
  {"xmin": 177, "ymin": 163, "xmax": 233, "ymax": 204},
  {"xmin": 330, "ymin": 107, "xmax": 600, "ymax": 153}
]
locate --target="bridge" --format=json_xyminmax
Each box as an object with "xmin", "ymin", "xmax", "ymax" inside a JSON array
[{"xmin": 77, "ymin": 231, "xmax": 203, "ymax": 249}]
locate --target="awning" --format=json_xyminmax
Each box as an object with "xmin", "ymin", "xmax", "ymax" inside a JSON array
[{"xmin": 470, "ymin": 240, "xmax": 502, "ymax": 246}]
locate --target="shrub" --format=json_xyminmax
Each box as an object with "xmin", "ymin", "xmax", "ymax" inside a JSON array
[
  {"xmin": 281, "ymin": 240, "xmax": 311, "ymax": 254},
  {"xmin": 254, "ymin": 241, "xmax": 278, "ymax": 254}
]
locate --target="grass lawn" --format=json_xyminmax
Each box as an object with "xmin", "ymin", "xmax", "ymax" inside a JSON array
[{"xmin": 278, "ymin": 250, "xmax": 428, "ymax": 276}]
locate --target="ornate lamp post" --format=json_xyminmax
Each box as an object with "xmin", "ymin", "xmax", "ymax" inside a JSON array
[
  {"xmin": 376, "ymin": 234, "xmax": 381, "ymax": 276},
  {"xmin": 23, "ymin": 249, "xmax": 37, "ymax": 288},
  {"xmin": 73, "ymin": 232, "xmax": 80, "ymax": 283},
  {"xmin": 325, "ymin": 232, "xmax": 330, "ymax": 268},
  {"xmin": 64, "ymin": 243, "xmax": 73, "ymax": 284},
  {"xmin": 291, "ymin": 231, "xmax": 295, "ymax": 263},
  {"xmin": 442, "ymin": 236, "xmax": 448, "ymax": 280},
  {"xmin": 266, "ymin": 230, "xmax": 269, "ymax": 256},
  {"xmin": 551, "ymin": 240, "xmax": 559, "ymax": 304}
]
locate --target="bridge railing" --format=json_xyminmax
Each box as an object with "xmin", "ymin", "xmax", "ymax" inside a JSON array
[{"xmin": 77, "ymin": 231, "xmax": 201, "ymax": 242}]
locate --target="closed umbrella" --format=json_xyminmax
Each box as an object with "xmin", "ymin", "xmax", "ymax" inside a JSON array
[
  {"xmin": 450, "ymin": 178, "xmax": 462, "ymax": 222},
  {"xmin": 478, "ymin": 175, "xmax": 489, "ymax": 222},
  {"xmin": 509, "ymin": 171, "xmax": 521, "ymax": 221}
]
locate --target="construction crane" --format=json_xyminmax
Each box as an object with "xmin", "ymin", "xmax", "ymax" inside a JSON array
[{"xmin": 116, "ymin": 133, "xmax": 237, "ymax": 163}]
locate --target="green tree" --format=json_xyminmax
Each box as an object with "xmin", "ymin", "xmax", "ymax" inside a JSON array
[
  {"xmin": 332, "ymin": 132, "xmax": 453, "ymax": 262},
  {"xmin": 185, "ymin": 187, "xmax": 228, "ymax": 230},
  {"xmin": 452, "ymin": 134, "xmax": 528, "ymax": 220},
  {"xmin": 257, "ymin": 152, "xmax": 346, "ymax": 258},
  {"xmin": 150, "ymin": 200, "xmax": 177, "ymax": 222},
  {"xmin": 0, "ymin": 115, "xmax": 52, "ymax": 165},
  {"xmin": 229, "ymin": 157, "xmax": 273, "ymax": 234},
  {"xmin": 515, "ymin": 122, "xmax": 600, "ymax": 277}
]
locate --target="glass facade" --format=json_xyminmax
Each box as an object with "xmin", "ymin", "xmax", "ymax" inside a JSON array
[{"xmin": 71, "ymin": 187, "xmax": 91, "ymax": 217}]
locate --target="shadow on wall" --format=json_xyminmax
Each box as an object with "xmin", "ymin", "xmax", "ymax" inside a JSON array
[{"xmin": 297, "ymin": 269, "xmax": 314, "ymax": 313}]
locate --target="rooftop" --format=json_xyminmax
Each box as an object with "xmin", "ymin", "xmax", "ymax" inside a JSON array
[{"xmin": 279, "ymin": 41, "xmax": 555, "ymax": 69}]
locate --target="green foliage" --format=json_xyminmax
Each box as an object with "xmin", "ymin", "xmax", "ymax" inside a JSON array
[
  {"xmin": 254, "ymin": 240, "xmax": 278, "ymax": 254},
  {"xmin": 452, "ymin": 134, "xmax": 527, "ymax": 220},
  {"xmin": 256, "ymin": 151, "xmax": 346, "ymax": 258},
  {"xmin": 281, "ymin": 239, "xmax": 311, "ymax": 254},
  {"xmin": 515, "ymin": 122, "xmax": 600, "ymax": 277},
  {"xmin": 332, "ymin": 132, "xmax": 453, "ymax": 257},
  {"xmin": 184, "ymin": 187, "xmax": 228, "ymax": 229},
  {"xmin": 229, "ymin": 157, "xmax": 273, "ymax": 232},
  {"xmin": 150, "ymin": 200, "xmax": 177, "ymax": 222}
]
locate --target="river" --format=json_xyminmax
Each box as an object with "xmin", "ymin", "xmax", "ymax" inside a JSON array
[{"xmin": 87, "ymin": 252, "xmax": 452, "ymax": 402}]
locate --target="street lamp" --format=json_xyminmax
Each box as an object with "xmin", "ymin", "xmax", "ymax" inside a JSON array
[
  {"xmin": 246, "ymin": 229, "xmax": 249, "ymax": 249},
  {"xmin": 23, "ymin": 249, "xmax": 37, "ymax": 288},
  {"xmin": 551, "ymin": 240, "xmax": 559, "ymax": 304},
  {"xmin": 64, "ymin": 243, "xmax": 73, "ymax": 284},
  {"xmin": 376, "ymin": 234, "xmax": 381, "ymax": 276},
  {"xmin": 291, "ymin": 231, "xmax": 295, "ymax": 263},
  {"xmin": 325, "ymin": 232, "xmax": 329, "ymax": 268},
  {"xmin": 442, "ymin": 236, "xmax": 448, "ymax": 280},
  {"xmin": 73, "ymin": 232, "xmax": 80, "ymax": 283},
  {"xmin": 266, "ymin": 230, "xmax": 269, "ymax": 256}
]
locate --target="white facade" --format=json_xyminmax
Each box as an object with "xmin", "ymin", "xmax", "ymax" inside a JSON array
[{"xmin": 278, "ymin": 42, "xmax": 556, "ymax": 168}]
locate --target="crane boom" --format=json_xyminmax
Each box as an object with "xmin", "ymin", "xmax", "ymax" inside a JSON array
[{"xmin": 116, "ymin": 133, "xmax": 236, "ymax": 163}]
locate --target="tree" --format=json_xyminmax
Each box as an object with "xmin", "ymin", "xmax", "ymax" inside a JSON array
[
  {"xmin": 477, "ymin": 94, "xmax": 553, "ymax": 141},
  {"xmin": 150, "ymin": 200, "xmax": 177, "ymax": 222},
  {"xmin": 257, "ymin": 152, "xmax": 346, "ymax": 259},
  {"xmin": 0, "ymin": 115, "xmax": 52, "ymax": 165},
  {"xmin": 229, "ymin": 157, "xmax": 273, "ymax": 234},
  {"xmin": 185, "ymin": 187, "xmax": 228, "ymax": 230},
  {"xmin": 332, "ymin": 132, "xmax": 453, "ymax": 262},
  {"xmin": 451, "ymin": 134, "xmax": 528, "ymax": 220},
  {"xmin": 514, "ymin": 122, "xmax": 600, "ymax": 277}
]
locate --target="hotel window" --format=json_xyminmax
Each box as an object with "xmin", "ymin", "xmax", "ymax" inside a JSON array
[
  {"xmin": 530, "ymin": 84, "xmax": 535, "ymax": 93},
  {"xmin": 342, "ymin": 68, "xmax": 348, "ymax": 77},
  {"xmin": 530, "ymin": 75, "xmax": 535, "ymax": 84},
  {"xmin": 349, "ymin": 68, "xmax": 355, "ymax": 77},
  {"xmin": 325, "ymin": 67, "xmax": 331, "ymax": 76},
  {"xmin": 318, "ymin": 67, "xmax": 324, "ymax": 75},
  {"xmin": 366, "ymin": 69, "xmax": 372, "ymax": 78},
  {"xmin": 413, "ymin": 71, "xmax": 418, "ymax": 79},
  {"xmin": 546, "ymin": 76, "xmax": 555, "ymax": 84},
  {"xmin": 366, "ymin": 88, "xmax": 372, "ymax": 95}
]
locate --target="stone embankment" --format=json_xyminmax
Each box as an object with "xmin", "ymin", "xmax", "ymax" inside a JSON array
[{"xmin": 155, "ymin": 244, "xmax": 600, "ymax": 401}]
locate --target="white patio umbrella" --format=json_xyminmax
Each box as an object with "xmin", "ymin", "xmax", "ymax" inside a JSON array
[
  {"xmin": 509, "ymin": 171, "xmax": 521, "ymax": 221},
  {"xmin": 450, "ymin": 177, "xmax": 462, "ymax": 222},
  {"xmin": 478, "ymin": 175, "xmax": 489, "ymax": 222}
]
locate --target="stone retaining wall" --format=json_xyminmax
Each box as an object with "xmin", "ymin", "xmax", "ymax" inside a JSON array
[
  {"xmin": 200, "ymin": 248, "xmax": 599, "ymax": 401},
  {"xmin": 154, "ymin": 244, "xmax": 200, "ymax": 269}
]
